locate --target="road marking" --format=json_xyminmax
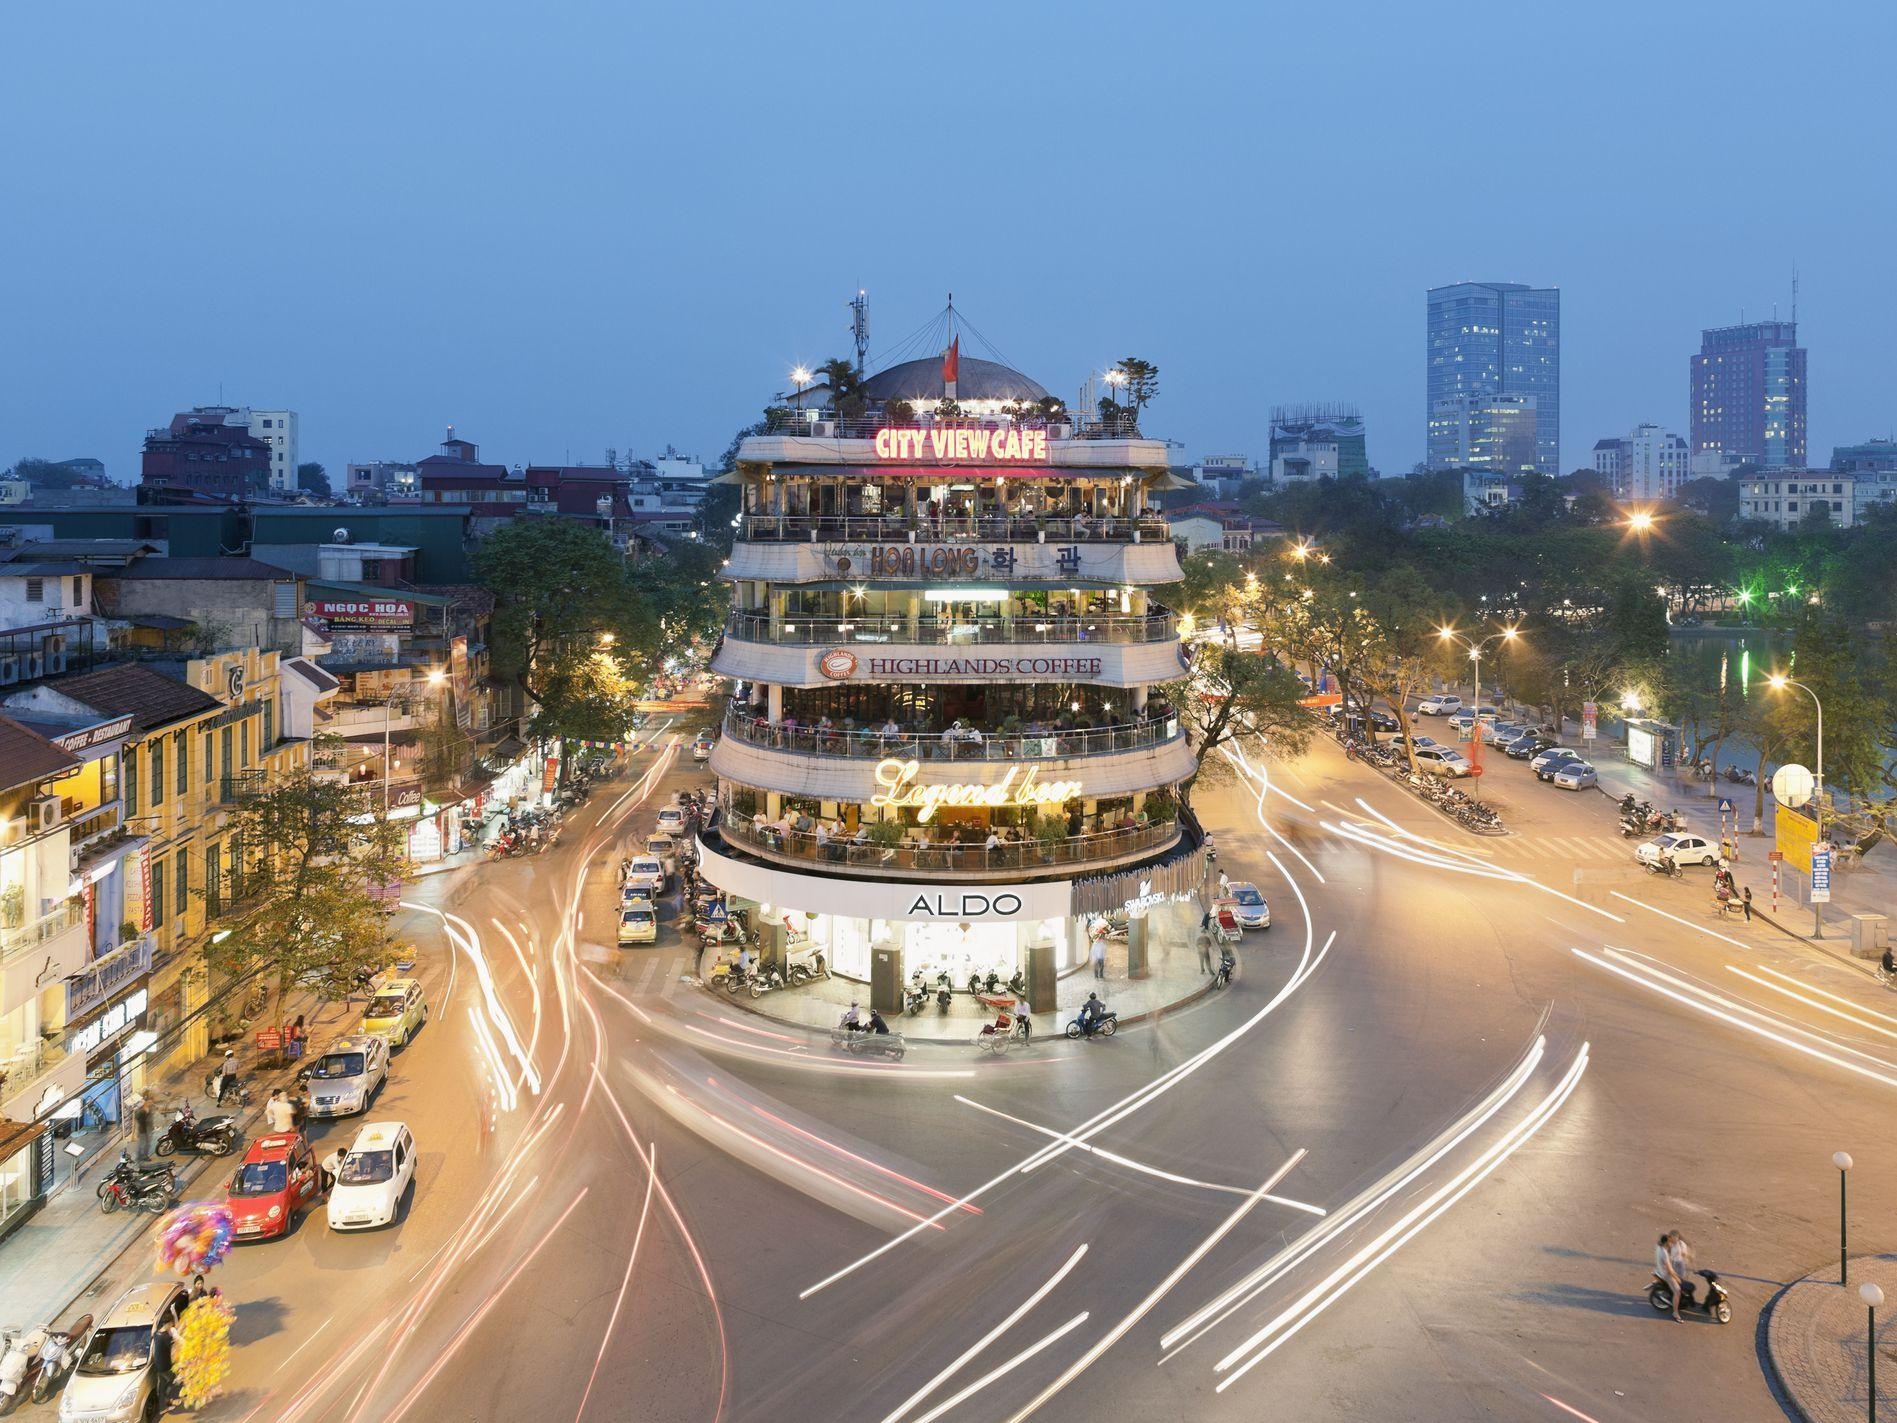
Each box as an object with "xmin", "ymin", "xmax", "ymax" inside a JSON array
[{"xmin": 634, "ymin": 957, "xmax": 661, "ymax": 995}]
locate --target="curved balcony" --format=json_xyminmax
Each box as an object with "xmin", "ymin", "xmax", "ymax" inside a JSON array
[
  {"xmin": 739, "ymin": 514, "xmax": 1173, "ymax": 544},
  {"xmin": 721, "ymin": 535, "xmax": 1184, "ymax": 588},
  {"xmin": 717, "ymin": 812, "xmax": 1181, "ymax": 882},
  {"xmin": 720, "ymin": 703, "xmax": 1182, "ymax": 762},
  {"xmin": 724, "ymin": 608, "xmax": 1177, "ymax": 647}
]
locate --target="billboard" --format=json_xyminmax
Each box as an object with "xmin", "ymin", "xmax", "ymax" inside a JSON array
[
  {"xmin": 309, "ymin": 596, "xmax": 415, "ymax": 630},
  {"xmin": 1775, "ymin": 805, "xmax": 1819, "ymax": 876}
]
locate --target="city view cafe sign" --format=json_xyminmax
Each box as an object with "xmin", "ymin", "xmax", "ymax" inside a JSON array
[{"xmin": 872, "ymin": 427, "xmax": 1049, "ymax": 462}]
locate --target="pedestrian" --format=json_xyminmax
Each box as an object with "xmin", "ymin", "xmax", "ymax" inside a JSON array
[
  {"xmin": 132, "ymin": 1094, "xmax": 153, "ymax": 1162},
  {"xmin": 1741, "ymin": 886, "xmax": 1753, "ymax": 922},
  {"xmin": 209, "ymin": 1049, "xmax": 237, "ymax": 1106},
  {"xmin": 1091, "ymin": 932, "xmax": 1107, "ymax": 980},
  {"xmin": 320, "ymin": 1146, "xmax": 345, "ymax": 1194},
  {"xmin": 291, "ymin": 1087, "xmax": 311, "ymax": 1132},
  {"xmin": 1217, "ymin": 870, "xmax": 1231, "ymax": 898},
  {"xmin": 288, "ymin": 1013, "xmax": 307, "ymax": 1060},
  {"xmin": 1195, "ymin": 930, "xmax": 1213, "ymax": 975},
  {"xmin": 264, "ymin": 1089, "xmax": 296, "ymax": 1134}
]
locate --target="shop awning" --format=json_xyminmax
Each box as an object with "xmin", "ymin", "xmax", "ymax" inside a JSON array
[{"xmin": 0, "ymin": 1117, "xmax": 49, "ymax": 1159}]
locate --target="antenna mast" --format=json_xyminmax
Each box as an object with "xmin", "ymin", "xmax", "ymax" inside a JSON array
[
  {"xmin": 849, "ymin": 289, "xmax": 870, "ymax": 375},
  {"xmin": 1792, "ymin": 264, "xmax": 1799, "ymax": 328}
]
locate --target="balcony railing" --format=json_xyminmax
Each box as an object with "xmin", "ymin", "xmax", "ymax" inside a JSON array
[
  {"xmin": 0, "ymin": 899, "xmax": 86, "ymax": 964},
  {"xmin": 724, "ymin": 608, "xmax": 1177, "ymax": 647},
  {"xmin": 722, "ymin": 704, "xmax": 1182, "ymax": 762},
  {"xmin": 67, "ymin": 802, "xmax": 124, "ymax": 848},
  {"xmin": 739, "ymin": 514, "xmax": 1172, "ymax": 544},
  {"xmin": 719, "ymin": 814, "xmax": 1180, "ymax": 878}
]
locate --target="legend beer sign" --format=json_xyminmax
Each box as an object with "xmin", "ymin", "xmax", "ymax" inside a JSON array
[{"xmin": 873, "ymin": 427, "xmax": 1049, "ymax": 462}]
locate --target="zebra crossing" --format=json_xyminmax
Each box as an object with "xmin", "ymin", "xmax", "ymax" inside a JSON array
[{"xmin": 1492, "ymin": 833, "xmax": 1636, "ymax": 865}]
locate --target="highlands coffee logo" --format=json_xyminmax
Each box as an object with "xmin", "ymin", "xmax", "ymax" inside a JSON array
[{"xmin": 817, "ymin": 648, "xmax": 858, "ymax": 679}]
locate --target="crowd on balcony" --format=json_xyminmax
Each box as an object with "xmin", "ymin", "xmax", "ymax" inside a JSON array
[
  {"xmin": 740, "ymin": 473, "xmax": 1167, "ymax": 542},
  {"xmin": 725, "ymin": 684, "xmax": 1178, "ymax": 761}
]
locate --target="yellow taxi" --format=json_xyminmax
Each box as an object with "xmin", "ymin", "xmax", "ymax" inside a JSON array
[{"xmin": 360, "ymin": 977, "xmax": 428, "ymax": 1048}]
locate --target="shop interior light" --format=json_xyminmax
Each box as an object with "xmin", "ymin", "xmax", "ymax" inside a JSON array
[{"xmin": 924, "ymin": 589, "xmax": 1009, "ymax": 602}]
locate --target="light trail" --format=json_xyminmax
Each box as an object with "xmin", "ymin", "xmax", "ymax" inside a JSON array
[
  {"xmin": 877, "ymin": 1245, "xmax": 1089, "ymax": 1423},
  {"xmin": 799, "ymin": 861, "xmax": 1333, "ymax": 1298},
  {"xmin": 1223, "ymin": 741, "xmax": 1326, "ymax": 882},
  {"xmin": 1214, "ymin": 1044, "xmax": 1590, "ymax": 1391},
  {"xmin": 1745, "ymin": 963, "xmax": 1897, "ymax": 1032},
  {"xmin": 576, "ymin": 1140, "xmax": 659, "ymax": 1422},
  {"xmin": 1161, "ymin": 1032, "xmax": 1547, "ymax": 1356},
  {"xmin": 739, "ymin": 1096, "xmax": 980, "ymax": 1214},
  {"xmin": 1608, "ymin": 891, "xmax": 1753, "ymax": 948},
  {"xmin": 1728, "ymin": 965, "xmax": 1897, "ymax": 1043},
  {"xmin": 1575, "ymin": 947, "xmax": 1897, "ymax": 1089},
  {"xmin": 910, "ymin": 1314, "xmax": 1090, "ymax": 1423},
  {"xmin": 1001, "ymin": 1153, "xmax": 1308, "ymax": 1423},
  {"xmin": 954, "ymin": 1095, "xmax": 1325, "ymax": 1212},
  {"xmin": 1542, "ymin": 1395, "xmax": 1606, "ymax": 1422}
]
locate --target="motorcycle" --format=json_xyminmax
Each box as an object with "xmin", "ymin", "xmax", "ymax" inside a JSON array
[
  {"xmin": 95, "ymin": 1152, "xmax": 178, "ymax": 1214},
  {"xmin": 903, "ymin": 974, "xmax": 930, "ymax": 1015},
  {"xmin": 1065, "ymin": 1009, "xmax": 1119, "ymax": 1040},
  {"xmin": 155, "ymin": 1104, "xmax": 240, "ymax": 1158},
  {"xmin": 934, "ymin": 972, "xmax": 953, "ymax": 1012},
  {"xmin": 1211, "ymin": 951, "xmax": 1235, "ymax": 990},
  {"xmin": 0, "ymin": 1312, "xmax": 92, "ymax": 1410},
  {"xmin": 1643, "ymin": 854, "xmax": 1683, "ymax": 880},
  {"xmin": 1724, "ymin": 765, "xmax": 1756, "ymax": 786},
  {"xmin": 748, "ymin": 966, "xmax": 786, "ymax": 998},
  {"xmin": 1651, "ymin": 808, "xmax": 1690, "ymax": 833},
  {"xmin": 1647, "ymin": 1269, "xmax": 1732, "ymax": 1324}
]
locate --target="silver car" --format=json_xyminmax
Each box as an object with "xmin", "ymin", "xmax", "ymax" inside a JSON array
[
  {"xmin": 59, "ymin": 1282, "xmax": 186, "ymax": 1423},
  {"xmin": 1550, "ymin": 760, "xmax": 1598, "ymax": 790},
  {"xmin": 301, "ymin": 1034, "xmax": 390, "ymax": 1118}
]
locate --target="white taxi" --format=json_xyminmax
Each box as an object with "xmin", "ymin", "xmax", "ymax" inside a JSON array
[{"xmin": 326, "ymin": 1121, "xmax": 416, "ymax": 1231}]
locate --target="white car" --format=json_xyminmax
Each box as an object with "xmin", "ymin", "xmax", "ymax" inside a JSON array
[
  {"xmin": 1530, "ymin": 746, "xmax": 1583, "ymax": 776},
  {"xmin": 327, "ymin": 1121, "xmax": 417, "ymax": 1231},
  {"xmin": 655, "ymin": 806, "xmax": 687, "ymax": 835},
  {"xmin": 1225, "ymin": 882, "xmax": 1271, "ymax": 929},
  {"xmin": 624, "ymin": 856, "xmax": 666, "ymax": 895},
  {"xmin": 692, "ymin": 731, "xmax": 717, "ymax": 762},
  {"xmin": 1551, "ymin": 761, "xmax": 1598, "ymax": 790},
  {"xmin": 58, "ymin": 1282, "xmax": 186, "ymax": 1423},
  {"xmin": 644, "ymin": 834, "xmax": 680, "ymax": 875},
  {"xmin": 1408, "ymin": 735, "xmax": 1444, "ymax": 752},
  {"xmin": 1417, "ymin": 694, "xmax": 1463, "ymax": 715},
  {"xmin": 1636, "ymin": 833, "xmax": 1719, "ymax": 868},
  {"xmin": 1413, "ymin": 746, "xmax": 1473, "ymax": 777}
]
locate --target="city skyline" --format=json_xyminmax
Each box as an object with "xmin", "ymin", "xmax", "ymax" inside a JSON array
[{"xmin": 2, "ymin": 5, "xmax": 1891, "ymax": 479}]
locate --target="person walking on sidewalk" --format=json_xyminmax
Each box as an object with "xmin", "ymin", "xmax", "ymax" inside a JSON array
[
  {"xmin": 1741, "ymin": 886, "xmax": 1753, "ymax": 923},
  {"xmin": 208, "ymin": 1050, "xmax": 238, "ymax": 1106},
  {"xmin": 1091, "ymin": 931, "xmax": 1107, "ymax": 980},
  {"xmin": 1196, "ymin": 930, "xmax": 1214, "ymax": 975},
  {"xmin": 132, "ymin": 1095, "xmax": 153, "ymax": 1162}
]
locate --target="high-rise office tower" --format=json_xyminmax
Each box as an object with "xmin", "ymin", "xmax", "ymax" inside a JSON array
[
  {"xmin": 1426, "ymin": 282, "xmax": 1560, "ymax": 473},
  {"xmin": 1690, "ymin": 321, "xmax": 1806, "ymax": 469}
]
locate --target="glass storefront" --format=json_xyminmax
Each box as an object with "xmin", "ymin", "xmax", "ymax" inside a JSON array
[{"xmin": 760, "ymin": 908, "xmax": 1075, "ymax": 984}]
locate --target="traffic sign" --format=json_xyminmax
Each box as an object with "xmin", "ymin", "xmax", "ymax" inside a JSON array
[
  {"xmin": 1811, "ymin": 842, "xmax": 1833, "ymax": 903},
  {"xmin": 1718, "ymin": 797, "xmax": 1735, "ymax": 814}
]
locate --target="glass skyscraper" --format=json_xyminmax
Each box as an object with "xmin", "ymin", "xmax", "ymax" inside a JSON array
[
  {"xmin": 1690, "ymin": 321, "xmax": 1806, "ymax": 469},
  {"xmin": 1426, "ymin": 282, "xmax": 1561, "ymax": 474}
]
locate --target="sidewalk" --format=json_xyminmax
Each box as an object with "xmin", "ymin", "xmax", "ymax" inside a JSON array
[
  {"xmin": 1764, "ymin": 1255, "xmax": 1897, "ymax": 1422},
  {"xmin": 0, "ymin": 984, "xmax": 355, "ymax": 1330}
]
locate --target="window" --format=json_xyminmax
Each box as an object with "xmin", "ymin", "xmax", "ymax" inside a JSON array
[
  {"xmin": 23, "ymin": 578, "xmax": 42, "ymax": 603},
  {"xmin": 124, "ymin": 747, "xmax": 139, "ymax": 817},
  {"xmin": 150, "ymin": 855, "xmax": 166, "ymax": 928},
  {"xmin": 174, "ymin": 849, "xmax": 189, "ymax": 912},
  {"xmin": 222, "ymin": 726, "xmax": 233, "ymax": 778},
  {"xmin": 174, "ymin": 731, "xmax": 187, "ymax": 794},
  {"xmin": 150, "ymin": 736, "xmax": 165, "ymax": 805},
  {"xmin": 262, "ymin": 700, "xmax": 275, "ymax": 749},
  {"xmin": 71, "ymin": 576, "xmax": 83, "ymax": 604},
  {"xmin": 206, "ymin": 844, "xmax": 221, "ymax": 919}
]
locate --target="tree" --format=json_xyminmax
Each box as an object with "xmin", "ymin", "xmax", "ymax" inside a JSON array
[
  {"xmin": 297, "ymin": 462, "xmax": 331, "ymax": 497},
  {"xmin": 472, "ymin": 518, "xmax": 657, "ymax": 743},
  {"xmin": 1165, "ymin": 643, "xmax": 1314, "ymax": 802},
  {"xmin": 1115, "ymin": 357, "xmax": 1160, "ymax": 418},
  {"xmin": 6, "ymin": 456, "xmax": 87, "ymax": 489},
  {"xmin": 202, "ymin": 768, "xmax": 407, "ymax": 1014}
]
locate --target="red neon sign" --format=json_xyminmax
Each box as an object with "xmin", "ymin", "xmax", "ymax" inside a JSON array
[{"xmin": 873, "ymin": 427, "xmax": 1048, "ymax": 462}]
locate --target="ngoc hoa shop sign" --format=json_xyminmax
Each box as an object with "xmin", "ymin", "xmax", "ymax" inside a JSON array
[{"xmin": 873, "ymin": 428, "xmax": 1049, "ymax": 462}]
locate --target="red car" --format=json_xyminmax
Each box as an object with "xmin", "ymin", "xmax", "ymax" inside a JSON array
[{"xmin": 226, "ymin": 1132, "xmax": 323, "ymax": 1240}]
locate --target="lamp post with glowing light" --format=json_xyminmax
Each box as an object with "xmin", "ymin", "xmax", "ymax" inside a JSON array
[
  {"xmin": 1102, "ymin": 366, "xmax": 1128, "ymax": 431},
  {"xmin": 1436, "ymin": 624, "xmax": 1521, "ymax": 786},
  {"xmin": 1768, "ymin": 673, "xmax": 1826, "ymax": 936}
]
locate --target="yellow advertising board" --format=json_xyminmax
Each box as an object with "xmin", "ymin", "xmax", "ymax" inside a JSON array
[{"xmin": 1776, "ymin": 805, "xmax": 1818, "ymax": 876}]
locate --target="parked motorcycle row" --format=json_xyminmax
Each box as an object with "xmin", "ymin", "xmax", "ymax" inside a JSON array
[
  {"xmin": 0, "ymin": 1313, "xmax": 92, "ymax": 1411},
  {"xmin": 485, "ymin": 805, "xmax": 566, "ymax": 859},
  {"xmin": 1344, "ymin": 732, "xmax": 1507, "ymax": 833},
  {"xmin": 1618, "ymin": 796, "xmax": 1689, "ymax": 839},
  {"xmin": 94, "ymin": 1150, "xmax": 181, "ymax": 1214},
  {"xmin": 901, "ymin": 969, "xmax": 1027, "ymax": 1015}
]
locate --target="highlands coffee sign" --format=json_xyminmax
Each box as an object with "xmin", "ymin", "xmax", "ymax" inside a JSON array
[
  {"xmin": 818, "ymin": 650, "xmax": 1103, "ymax": 680},
  {"xmin": 873, "ymin": 427, "xmax": 1049, "ymax": 462}
]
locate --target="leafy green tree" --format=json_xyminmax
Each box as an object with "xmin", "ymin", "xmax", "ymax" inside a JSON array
[
  {"xmin": 6, "ymin": 456, "xmax": 87, "ymax": 489},
  {"xmin": 297, "ymin": 462, "xmax": 331, "ymax": 497},
  {"xmin": 1115, "ymin": 358, "xmax": 1160, "ymax": 418},
  {"xmin": 472, "ymin": 518, "xmax": 657, "ymax": 742},
  {"xmin": 203, "ymin": 770, "xmax": 407, "ymax": 1014},
  {"xmin": 1166, "ymin": 643, "xmax": 1314, "ymax": 802}
]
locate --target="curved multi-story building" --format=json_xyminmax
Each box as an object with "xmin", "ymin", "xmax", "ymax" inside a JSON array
[{"xmin": 696, "ymin": 348, "xmax": 1207, "ymax": 1009}]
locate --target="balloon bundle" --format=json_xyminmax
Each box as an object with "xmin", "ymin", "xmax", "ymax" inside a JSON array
[
  {"xmin": 175, "ymin": 1294, "xmax": 236, "ymax": 1410},
  {"xmin": 156, "ymin": 1201, "xmax": 235, "ymax": 1276}
]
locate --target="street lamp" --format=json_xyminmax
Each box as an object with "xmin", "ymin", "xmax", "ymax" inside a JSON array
[
  {"xmin": 1768, "ymin": 673, "xmax": 1826, "ymax": 937},
  {"xmin": 1437, "ymin": 623, "xmax": 1522, "ymax": 783},
  {"xmin": 1862, "ymin": 1282, "xmax": 1884, "ymax": 1422},
  {"xmin": 1626, "ymin": 510, "xmax": 1656, "ymax": 533},
  {"xmin": 1835, "ymin": 1151, "xmax": 1854, "ymax": 1286}
]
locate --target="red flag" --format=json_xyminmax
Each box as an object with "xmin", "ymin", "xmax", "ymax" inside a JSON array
[{"xmin": 942, "ymin": 336, "xmax": 960, "ymax": 386}]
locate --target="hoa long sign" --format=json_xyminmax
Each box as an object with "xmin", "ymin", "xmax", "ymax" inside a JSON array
[{"xmin": 873, "ymin": 427, "xmax": 1049, "ymax": 462}]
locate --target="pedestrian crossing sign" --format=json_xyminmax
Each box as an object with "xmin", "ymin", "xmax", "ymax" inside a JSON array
[{"xmin": 1718, "ymin": 798, "xmax": 1734, "ymax": 814}]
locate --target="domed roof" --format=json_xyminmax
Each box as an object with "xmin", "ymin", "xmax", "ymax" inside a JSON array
[{"xmin": 859, "ymin": 354, "xmax": 1050, "ymax": 404}]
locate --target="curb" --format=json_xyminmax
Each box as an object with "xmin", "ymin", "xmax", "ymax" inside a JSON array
[
  {"xmin": 1756, "ymin": 1278, "xmax": 1812, "ymax": 1423},
  {"xmin": 698, "ymin": 971, "xmax": 1219, "ymax": 1045}
]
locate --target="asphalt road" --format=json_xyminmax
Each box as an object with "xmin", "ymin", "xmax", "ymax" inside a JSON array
[{"xmin": 34, "ymin": 723, "xmax": 1897, "ymax": 1422}]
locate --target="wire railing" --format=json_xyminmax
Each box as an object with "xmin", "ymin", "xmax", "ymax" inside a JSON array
[
  {"xmin": 738, "ymin": 514, "xmax": 1173, "ymax": 544},
  {"xmin": 723, "ymin": 608, "xmax": 1177, "ymax": 647},
  {"xmin": 721, "ymin": 705, "xmax": 1182, "ymax": 762},
  {"xmin": 719, "ymin": 815, "xmax": 1180, "ymax": 877}
]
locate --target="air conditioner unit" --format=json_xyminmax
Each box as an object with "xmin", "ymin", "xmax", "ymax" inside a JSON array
[
  {"xmin": 810, "ymin": 421, "xmax": 834, "ymax": 437},
  {"xmin": 21, "ymin": 651, "xmax": 42, "ymax": 679},
  {"xmin": 0, "ymin": 654, "xmax": 16, "ymax": 685},
  {"xmin": 29, "ymin": 796, "xmax": 61, "ymax": 833},
  {"xmin": 46, "ymin": 650, "xmax": 68, "ymax": 673}
]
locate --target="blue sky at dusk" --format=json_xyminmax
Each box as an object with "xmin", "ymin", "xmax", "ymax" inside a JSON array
[{"xmin": 3, "ymin": 0, "xmax": 1891, "ymax": 478}]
